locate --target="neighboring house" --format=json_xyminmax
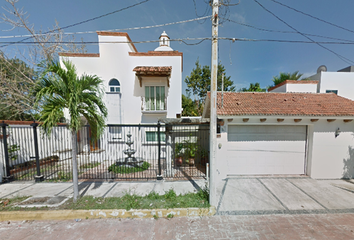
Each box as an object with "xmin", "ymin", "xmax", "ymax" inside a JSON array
[
  {"xmin": 203, "ymin": 92, "xmax": 354, "ymax": 180},
  {"xmin": 269, "ymin": 65, "xmax": 354, "ymax": 100},
  {"xmin": 59, "ymin": 31, "xmax": 183, "ymax": 124}
]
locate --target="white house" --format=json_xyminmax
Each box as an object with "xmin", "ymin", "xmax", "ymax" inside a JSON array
[
  {"xmin": 203, "ymin": 92, "xmax": 354, "ymax": 180},
  {"xmin": 59, "ymin": 31, "xmax": 183, "ymax": 124},
  {"xmin": 269, "ymin": 65, "xmax": 354, "ymax": 100}
]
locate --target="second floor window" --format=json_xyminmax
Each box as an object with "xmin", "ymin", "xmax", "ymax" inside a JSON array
[
  {"xmin": 145, "ymin": 86, "xmax": 165, "ymax": 111},
  {"xmin": 109, "ymin": 79, "xmax": 120, "ymax": 93}
]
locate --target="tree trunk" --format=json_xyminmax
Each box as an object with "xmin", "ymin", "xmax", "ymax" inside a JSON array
[{"xmin": 72, "ymin": 129, "xmax": 79, "ymax": 202}]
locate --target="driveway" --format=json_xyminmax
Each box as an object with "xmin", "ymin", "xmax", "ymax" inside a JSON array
[{"xmin": 216, "ymin": 176, "xmax": 354, "ymax": 215}]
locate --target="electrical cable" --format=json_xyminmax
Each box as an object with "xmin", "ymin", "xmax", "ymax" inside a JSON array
[
  {"xmin": 269, "ymin": 0, "xmax": 354, "ymax": 35},
  {"xmin": 192, "ymin": 0, "xmax": 211, "ymax": 24},
  {"xmin": 253, "ymin": 0, "xmax": 354, "ymax": 65},
  {"xmin": 3, "ymin": 37, "xmax": 354, "ymax": 46},
  {"xmin": 221, "ymin": 17, "xmax": 354, "ymax": 43},
  {"xmin": 0, "ymin": 0, "xmax": 153, "ymax": 48},
  {"xmin": 0, "ymin": 16, "xmax": 212, "ymax": 39}
]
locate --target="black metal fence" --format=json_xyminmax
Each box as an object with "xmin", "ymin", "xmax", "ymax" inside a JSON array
[{"xmin": 0, "ymin": 122, "xmax": 209, "ymax": 182}]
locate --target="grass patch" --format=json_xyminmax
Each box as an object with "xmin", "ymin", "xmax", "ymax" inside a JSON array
[
  {"xmin": 0, "ymin": 196, "xmax": 31, "ymax": 211},
  {"xmin": 80, "ymin": 162, "xmax": 101, "ymax": 169},
  {"xmin": 61, "ymin": 188, "xmax": 210, "ymax": 210},
  {"xmin": 108, "ymin": 162, "xmax": 150, "ymax": 174},
  {"xmin": 0, "ymin": 188, "xmax": 210, "ymax": 212}
]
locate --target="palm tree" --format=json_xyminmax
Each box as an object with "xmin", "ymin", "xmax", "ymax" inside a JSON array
[
  {"xmin": 35, "ymin": 60, "xmax": 107, "ymax": 202},
  {"xmin": 272, "ymin": 71, "xmax": 303, "ymax": 86}
]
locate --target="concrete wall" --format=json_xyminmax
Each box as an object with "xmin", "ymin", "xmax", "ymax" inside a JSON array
[
  {"xmin": 269, "ymin": 83, "xmax": 317, "ymax": 93},
  {"xmin": 287, "ymin": 83, "xmax": 317, "ymax": 93},
  {"xmin": 318, "ymin": 72, "xmax": 354, "ymax": 100},
  {"xmin": 214, "ymin": 117, "xmax": 354, "ymax": 181},
  {"xmin": 269, "ymin": 84, "xmax": 286, "ymax": 93},
  {"xmin": 309, "ymin": 120, "xmax": 354, "ymax": 179},
  {"xmin": 60, "ymin": 33, "xmax": 182, "ymax": 124}
]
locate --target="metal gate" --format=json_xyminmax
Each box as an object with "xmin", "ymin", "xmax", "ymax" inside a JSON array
[{"xmin": 0, "ymin": 122, "xmax": 209, "ymax": 182}]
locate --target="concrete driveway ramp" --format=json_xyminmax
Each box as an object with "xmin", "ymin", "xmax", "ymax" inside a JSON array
[{"xmin": 217, "ymin": 177, "xmax": 354, "ymax": 215}]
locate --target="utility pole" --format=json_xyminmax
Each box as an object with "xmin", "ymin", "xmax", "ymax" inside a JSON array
[{"xmin": 209, "ymin": 0, "xmax": 219, "ymax": 207}]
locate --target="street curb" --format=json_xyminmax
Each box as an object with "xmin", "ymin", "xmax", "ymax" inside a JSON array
[{"xmin": 0, "ymin": 206, "xmax": 216, "ymax": 221}]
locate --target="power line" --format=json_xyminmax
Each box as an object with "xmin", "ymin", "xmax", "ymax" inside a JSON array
[
  {"xmin": 192, "ymin": 0, "xmax": 211, "ymax": 24},
  {"xmin": 269, "ymin": 0, "xmax": 354, "ymax": 35},
  {"xmin": 220, "ymin": 37, "xmax": 354, "ymax": 44},
  {"xmin": 222, "ymin": 17, "xmax": 354, "ymax": 43},
  {"xmin": 0, "ymin": 16, "xmax": 212, "ymax": 39},
  {"xmin": 0, "ymin": 0, "xmax": 153, "ymax": 48},
  {"xmin": 4, "ymin": 37, "xmax": 354, "ymax": 46},
  {"xmin": 253, "ymin": 0, "xmax": 354, "ymax": 65}
]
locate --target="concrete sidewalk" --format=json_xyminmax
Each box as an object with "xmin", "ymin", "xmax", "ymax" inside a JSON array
[{"xmin": 0, "ymin": 179, "xmax": 207, "ymax": 200}]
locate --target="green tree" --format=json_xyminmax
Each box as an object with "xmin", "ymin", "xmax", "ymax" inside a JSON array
[
  {"xmin": 185, "ymin": 59, "xmax": 235, "ymax": 102},
  {"xmin": 240, "ymin": 83, "xmax": 265, "ymax": 92},
  {"xmin": 35, "ymin": 60, "xmax": 107, "ymax": 202},
  {"xmin": 0, "ymin": 55, "xmax": 37, "ymax": 120},
  {"xmin": 272, "ymin": 71, "xmax": 303, "ymax": 86},
  {"xmin": 182, "ymin": 94, "xmax": 202, "ymax": 116}
]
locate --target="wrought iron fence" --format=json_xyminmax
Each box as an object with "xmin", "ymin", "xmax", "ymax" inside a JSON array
[{"xmin": 0, "ymin": 122, "xmax": 209, "ymax": 182}]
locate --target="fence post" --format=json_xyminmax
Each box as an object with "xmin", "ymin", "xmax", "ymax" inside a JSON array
[
  {"xmin": 1, "ymin": 121, "xmax": 13, "ymax": 182},
  {"xmin": 157, "ymin": 121, "xmax": 163, "ymax": 180},
  {"xmin": 31, "ymin": 122, "xmax": 43, "ymax": 182}
]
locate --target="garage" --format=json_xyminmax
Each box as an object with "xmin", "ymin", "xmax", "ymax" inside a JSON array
[{"xmin": 226, "ymin": 125, "xmax": 307, "ymax": 175}]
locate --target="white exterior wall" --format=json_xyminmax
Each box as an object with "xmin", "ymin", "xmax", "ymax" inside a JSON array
[
  {"xmin": 286, "ymin": 83, "xmax": 317, "ymax": 93},
  {"xmin": 215, "ymin": 117, "xmax": 354, "ymax": 181},
  {"xmin": 269, "ymin": 84, "xmax": 286, "ymax": 92},
  {"xmin": 309, "ymin": 120, "xmax": 354, "ymax": 179},
  {"xmin": 318, "ymin": 72, "xmax": 354, "ymax": 100},
  {"xmin": 60, "ymin": 34, "xmax": 182, "ymax": 124},
  {"xmin": 269, "ymin": 83, "xmax": 317, "ymax": 93}
]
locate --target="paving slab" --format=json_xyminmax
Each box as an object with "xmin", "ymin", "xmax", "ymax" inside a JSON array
[
  {"xmin": 105, "ymin": 182, "xmax": 156, "ymax": 197},
  {"xmin": 0, "ymin": 183, "xmax": 35, "ymax": 198},
  {"xmin": 152, "ymin": 180, "xmax": 204, "ymax": 195},
  {"xmin": 218, "ymin": 178, "xmax": 286, "ymax": 212},
  {"xmin": 325, "ymin": 179, "xmax": 354, "ymax": 193},
  {"xmin": 289, "ymin": 178, "xmax": 354, "ymax": 210},
  {"xmin": 260, "ymin": 178, "xmax": 324, "ymax": 211},
  {"xmin": 1, "ymin": 183, "xmax": 71, "ymax": 198}
]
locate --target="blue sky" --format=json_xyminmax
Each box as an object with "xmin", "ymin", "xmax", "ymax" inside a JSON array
[{"xmin": 1, "ymin": 0, "xmax": 354, "ymax": 92}]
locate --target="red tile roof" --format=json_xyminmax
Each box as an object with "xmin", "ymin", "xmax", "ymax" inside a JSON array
[
  {"xmin": 268, "ymin": 80, "xmax": 319, "ymax": 92},
  {"xmin": 205, "ymin": 92, "xmax": 354, "ymax": 117},
  {"xmin": 133, "ymin": 66, "xmax": 172, "ymax": 72},
  {"xmin": 59, "ymin": 53, "xmax": 100, "ymax": 57}
]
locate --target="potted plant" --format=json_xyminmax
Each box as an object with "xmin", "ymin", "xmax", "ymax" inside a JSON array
[
  {"xmin": 200, "ymin": 147, "xmax": 209, "ymax": 165},
  {"xmin": 174, "ymin": 143, "xmax": 184, "ymax": 166},
  {"xmin": 185, "ymin": 141, "xmax": 198, "ymax": 166}
]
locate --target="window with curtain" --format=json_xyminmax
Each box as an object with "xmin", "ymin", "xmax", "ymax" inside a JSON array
[{"xmin": 145, "ymin": 86, "xmax": 165, "ymax": 110}]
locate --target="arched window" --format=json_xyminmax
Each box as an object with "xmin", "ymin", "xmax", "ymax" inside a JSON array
[{"xmin": 109, "ymin": 79, "xmax": 120, "ymax": 93}]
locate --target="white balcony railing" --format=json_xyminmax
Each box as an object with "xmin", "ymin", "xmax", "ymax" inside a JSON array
[{"xmin": 141, "ymin": 96, "xmax": 167, "ymax": 112}]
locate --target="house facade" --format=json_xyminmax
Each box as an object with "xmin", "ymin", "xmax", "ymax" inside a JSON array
[
  {"xmin": 269, "ymin": 65, "xmax": 354, "ymax": 100},
  {"xmin": 59, "ymin": 31, "xmax": 183, "ymax": 124},
  {"xmin": 203, "ymin": 92, "xmax": 354, "ymax": 180}
]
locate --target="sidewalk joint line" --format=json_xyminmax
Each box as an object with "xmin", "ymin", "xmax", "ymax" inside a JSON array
[
  {"xmin": 101, "ymin": 182, "xmax": 118, "ymax": 198},
  {"xmin": 1, "ymin": 183, "xmax": 36, "ymax": 198},
  {"xmin": 286, "ymin": 178, "xmax": 328, "ymax": 210},
  {"xmin": 257, "ymin": 178, "xmax": 289, "ymax": 211},
  {"xmin": 216, "ymin": 178, "xmax": 229, "ymax": 214}
]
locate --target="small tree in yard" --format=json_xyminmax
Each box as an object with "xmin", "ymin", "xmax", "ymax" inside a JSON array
[{"xmin": 35, "ymin": 60, "xmax": 107, "ymax": 202}]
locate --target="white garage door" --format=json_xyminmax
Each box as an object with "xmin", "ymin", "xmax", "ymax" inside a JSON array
[{"xmin": 227, "ymin": 125, "xmax": 306, "ymax": 175}]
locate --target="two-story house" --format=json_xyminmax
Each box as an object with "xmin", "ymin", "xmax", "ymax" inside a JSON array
[{"xmin": 59, "ymin": 31, "xmax": 183, "ymax": 124}]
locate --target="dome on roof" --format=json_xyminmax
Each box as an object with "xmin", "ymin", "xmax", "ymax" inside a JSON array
[{"xmin": 155, "ymin": 31, "xmax": 173, "ymax": 51}]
